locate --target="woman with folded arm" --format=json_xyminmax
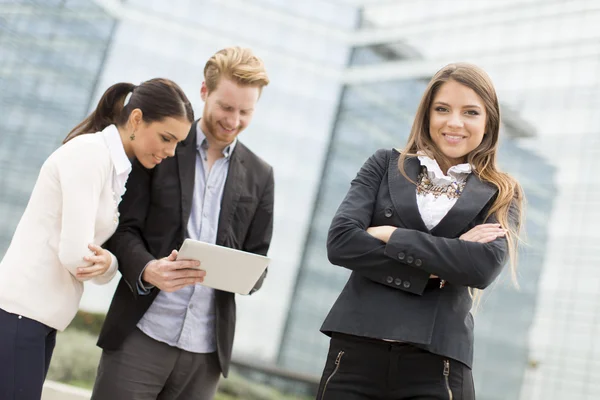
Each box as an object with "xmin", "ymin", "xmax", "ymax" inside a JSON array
[
  {"xmin": 0, "ymin": 78, "xmax": 194, "ymax": 400},
  {"xmin": 316, "ymin": 63, "xmax": 524, "ymax": 400}
]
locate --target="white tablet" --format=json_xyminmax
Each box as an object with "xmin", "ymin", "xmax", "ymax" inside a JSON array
[{"xmin": 175, "ymin": 239, "xmax": 270, "ymax": 295}]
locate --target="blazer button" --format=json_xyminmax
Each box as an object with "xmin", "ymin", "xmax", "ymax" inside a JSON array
[
  {"xmin": 406, "ymin": 256, "xmax": 414, "ymax": 264},
  {"xmin": 403, "ymin": 281, "xmax": 411, "ymax": 289},
  {"xmin": 384, "ymin": 208, "xmax": 393, "ymax": 218},
  {"xmin": 386, "ymin": 276, "xmax": 394, "ymax": 284},
  {"xmin": 415, "ymin": 259, "xmax": 422, "ymax": 267},
  {"xmin": 397, "ymin": 252, "xmax": 406, "ymax": 260},
  {"xmin": 394, "ymin": 278, "xmax": 402, "ymax": 286}
]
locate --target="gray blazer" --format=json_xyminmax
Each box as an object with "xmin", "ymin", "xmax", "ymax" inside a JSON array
[{"xmin": 321, "ymin": 148, "xmax": 518, "ymax": 368}]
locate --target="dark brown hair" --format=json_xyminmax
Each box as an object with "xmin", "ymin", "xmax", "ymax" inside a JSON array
[{"xmin": 63, "ymin": 78, "xmax": 194, "ymax": 143}]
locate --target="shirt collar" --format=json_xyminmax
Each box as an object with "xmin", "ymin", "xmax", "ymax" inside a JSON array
[
  {"xmin": 196, "ymin": 120, "xmax": 237, "ymax": 158},
  {"xmin": 417, "ymin": 152, "xmax": 472, "ymax": 178},
  {"xmin": 100, "ymin": 124, "xmax": 132, "ymax": 178}
]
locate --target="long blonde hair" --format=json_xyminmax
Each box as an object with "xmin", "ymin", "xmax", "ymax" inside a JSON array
[{"xmin": 398, "ymin": 63, "xmax": 524, "ymax": 304}]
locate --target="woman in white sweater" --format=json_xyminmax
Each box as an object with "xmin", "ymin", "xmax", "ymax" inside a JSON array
[{"xmin": 0, "ymin": 78, "xmax": 194, "ymax": 399}]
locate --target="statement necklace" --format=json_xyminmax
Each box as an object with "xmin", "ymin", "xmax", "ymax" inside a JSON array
[{"xmin": 416, "ymin": 166, "xmax": 466, "ymax": 200}]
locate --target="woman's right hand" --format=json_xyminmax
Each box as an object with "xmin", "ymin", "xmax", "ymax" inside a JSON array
[
  {"xmin": 76, "ymin": 244, "xmax": 113, "ymax": 281},
  {"xmin": 459, "ymin": 223, "xmax": 506, "ymax": 243}
]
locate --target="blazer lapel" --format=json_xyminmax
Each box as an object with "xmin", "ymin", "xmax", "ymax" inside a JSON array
[
  {"xmin": 216, "ymin": 145, "xmax": 246, "ymax": 245},
  {"xmin": 431, "ymin": 172, "xmax": 498, "ymax": 238},
  {"xmin": 177, "ymin": 121, "xmax": 198, "ymax": 235},
  {"xmin": 388, "ymin": 150, "xmax": 429, "ymax": 233}
]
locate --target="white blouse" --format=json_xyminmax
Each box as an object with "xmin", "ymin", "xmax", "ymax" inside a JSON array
[
  {"xmin": 416, "ymin": 154, "xmax": 471, "ymax": 230},
  {"xmin": 0, "ymin": 125, "xmax": 132, "ymax": 331}
]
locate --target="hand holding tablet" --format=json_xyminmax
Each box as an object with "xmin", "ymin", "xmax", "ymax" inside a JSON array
[
  {"xmin": 175, "ymin": 239, "xmax": 270, "ymax": 295},
  {"xmin": 142, "ymin": 249, "xmax": 206, "ymax": 292}
]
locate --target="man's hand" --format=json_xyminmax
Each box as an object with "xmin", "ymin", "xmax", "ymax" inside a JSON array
[
  {"xmin": 459, "ymin": 223, "xmax": 506, "ymax": 243},
  {"xmin": 142, "ymin": 250, "xmax": 206, "ymax": 292}
]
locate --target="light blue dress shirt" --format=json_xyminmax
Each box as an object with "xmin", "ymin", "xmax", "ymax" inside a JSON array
[{"xmin": 137, "ymin": 122, "xmax": 236, "ymax": 353}]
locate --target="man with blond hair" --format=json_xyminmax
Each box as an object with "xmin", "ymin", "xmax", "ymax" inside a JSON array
[{"xmin": 91, "ymin": 47, "xmax": 274, "ymax": 400}]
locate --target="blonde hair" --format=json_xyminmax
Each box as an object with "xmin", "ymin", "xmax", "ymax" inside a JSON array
[
  {"xmin": 204, "ymin": 46, "xmax": 270, "ymax": 95},
  {"xmin": 398, "ymin": 62, "xmax": 525, "ymax": 305}
]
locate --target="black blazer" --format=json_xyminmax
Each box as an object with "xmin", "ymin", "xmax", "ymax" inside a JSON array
[
  {"xmin": 97, "ymin": 121, "xmax": 274, "ymax": 376},
  {"xmin": 321, "ymin": 148, "xmax": 518, "ymax": 368}
]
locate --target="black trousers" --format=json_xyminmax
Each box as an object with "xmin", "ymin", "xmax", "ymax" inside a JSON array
[
  {"xmin": 316, "ymin": 333, "xmax": 475, "ymax": 400},
  {"xmin": 0, "ymin": 307, "xmax": 57, "ymax": 400}
]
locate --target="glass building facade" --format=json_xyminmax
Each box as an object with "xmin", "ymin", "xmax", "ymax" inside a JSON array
[
  {"xmin": 2, "ymin": 1, "xmax": 598, "ymax": 398},
  {"xmin": 0, "ymin": 0, "xmax": 117, "ymax": 255}
]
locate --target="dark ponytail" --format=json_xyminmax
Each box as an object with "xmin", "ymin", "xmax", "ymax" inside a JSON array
[{"xmin": 63, "ymin": 78, "xmax": 194, "ymax": 144}]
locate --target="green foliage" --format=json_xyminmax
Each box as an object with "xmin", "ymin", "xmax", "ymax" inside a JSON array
[
  {"xmin": 218, "ymin": 374, "xmax": 312, "ymax": 400},
  {"xmin": 67, "ymin": 310, "xmax": 106, "ymax": 336},
  {"xmin": 214, "ymin": 394, "xmax": 239, "ymax": 400}
]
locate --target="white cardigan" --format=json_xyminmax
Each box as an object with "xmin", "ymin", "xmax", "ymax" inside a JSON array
[{"xmin": 0, "ymin": 125, "xmax": 132, "ymax": 331}]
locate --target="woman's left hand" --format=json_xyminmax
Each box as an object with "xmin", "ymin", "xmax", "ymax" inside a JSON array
[
  {"xmin": 366, "ymin": 225, "xmax": 397, "ymax": 243},
  {"xmin": 76, "ymin": 244, "xmax": 112, "ymax": 280}
]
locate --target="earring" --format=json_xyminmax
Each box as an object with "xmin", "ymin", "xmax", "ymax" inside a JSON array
[{"xmin": 129, "ymin": 131, "xmax": 136, "ymax": 141}]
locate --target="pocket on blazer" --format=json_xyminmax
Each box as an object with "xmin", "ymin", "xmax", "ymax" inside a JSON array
[
  {"xmin": 238, "ymin": 195, "xmax": 254, "ymax": 203},
  {"xmin": 232, "ymin": 196, "xmax": 257, "ymax": 232}
]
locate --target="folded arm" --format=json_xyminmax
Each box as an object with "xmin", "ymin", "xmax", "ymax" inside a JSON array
[
  {"xmin": 383, "ymin": 225, "xmax": 508, "ymax": 289},
  {"xmin": 327, "ymin": 150, "xmax": 432, "ymax": 295},
  {"xmin": 369, "ymin": 201, "xmax": 519, "ymax": 289},
  {"xmin": 57, "ymin": 142, "xmax": 112, "ymax": 281}
]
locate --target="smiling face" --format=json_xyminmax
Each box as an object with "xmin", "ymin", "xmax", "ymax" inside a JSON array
[
  {"xmin": 199, "ymin": 77, "xmax": 260, "ymax": 149},
  {"xmin": 129, "ymin": 114, "xmax": 191, "ymax": 168},
  {"xmin": 429, "ymin": 79, "xmax": 487, "ymax": 166}
]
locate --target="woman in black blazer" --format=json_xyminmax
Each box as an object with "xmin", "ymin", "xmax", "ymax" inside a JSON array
[{"xmin": 316, "ymin": 63, "xmax": 524, "ymax": 400}]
